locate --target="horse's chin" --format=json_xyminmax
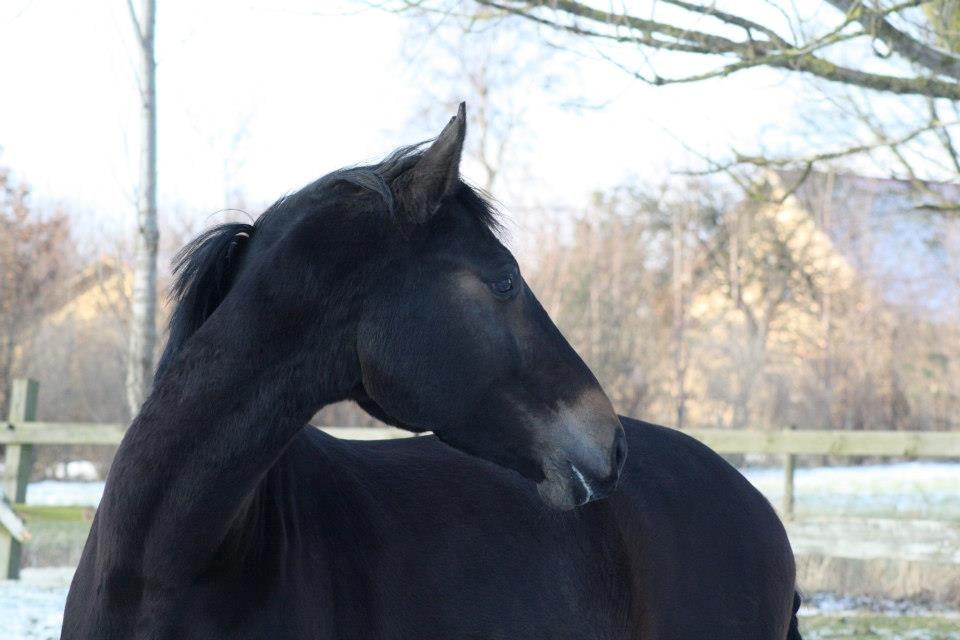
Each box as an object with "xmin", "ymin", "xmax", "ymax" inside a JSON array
[
  {"xmin": 535, "ymin": 458, "xmax": 606, "ymax": 510},
  {"xmin": 535, "ymin": 449, "xmax": 614, "ymax": 510},
  {"xmin": 536, "ymin": 477, "xmax": 582, "ymax": 511}
]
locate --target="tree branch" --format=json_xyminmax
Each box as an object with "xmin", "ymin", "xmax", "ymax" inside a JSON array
[
  {"xmin": 660, "ymin": 0, "xmax": 792, "ymax": 48},
  {"xmin": 693, "ymin": 118, "xmax": 959, "ymax": 173},
  {"xmin": 825, "ymin": 0, "xmax": 960, "ymax": 80},
  {"xmin": 476, "ymin": 0, "xmax": 960, "ymax": 99},
  {"xmin": 125, "ymin": 0, "xmax": 146, "ymax": 49}
]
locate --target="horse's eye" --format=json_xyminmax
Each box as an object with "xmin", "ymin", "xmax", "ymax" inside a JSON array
[{"xmin": 492, "ymin": 275, "xmax": 514, "ymax": 295}]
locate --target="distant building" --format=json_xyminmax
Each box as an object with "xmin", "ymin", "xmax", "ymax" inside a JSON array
[
  {"xmin": 774, "ymin": 171, "xmax": 960, "ymax": 319},
  {"xmin": 678, "ymin": 171, "xmax": 960, "ymax": 431},
  {"xmin": 17, "ymin": 258, "xmax": 133, "ymax": 424}
]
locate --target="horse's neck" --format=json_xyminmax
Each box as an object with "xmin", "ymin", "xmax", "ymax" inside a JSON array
[{"xmin": 96, "ymin": 342, "xmax": 343, "ymax": 576}]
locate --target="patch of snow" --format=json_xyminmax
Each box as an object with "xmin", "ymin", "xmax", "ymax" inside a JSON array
[
  {"xmin": 20, "ymin": 568, "xmax": 75, "ymax": 588},
  {"xmin": 21, "ymin": 463, "xmax": 960, "ymax": 518},
  {"xmin": 0, "ymin": 569, "xmax": 72, "ymax": 640},
  {"xmin": 45, "ymin": 461, "xmax": 99, "ymax": 482},
  {"xmin": 2, "ymin": 463, "xmax": 954, "ymax": 640},
  {"xmin": 740, "ymin": 462, "xmax": 960, "ymax": 520},
  {"xmin": 25, "ymin": 481, "xmax": 104, "ymax": 508},
  {"xmin": 800, "ymin": 591, "xmax": 960, "ymax": 618}
]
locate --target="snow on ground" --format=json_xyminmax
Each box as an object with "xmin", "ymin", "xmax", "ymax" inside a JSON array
[
  {"xmin": 1, "ymin": 462, "xmax": 956, "ymax": 639},
  {"xmin": 3, "ymin": 575, "xmax": 957, "ymax": 640},
  {"xmin": 800, "ymin": 591, "xmax": 960, "ymax": 617},
  {"xmin": 22, "ymin": 462, "xmax": 960, "ymax": 518},
  {"xmin": 0, "ymin": 569, "xmax": 72, "ymax": 640},
  {"xmin": 741, "ymin": 462, "xmax": 960, "ymax": 520},
  {"xmin": 44, "ymin": 461, "xmax": 99, "ymax": 482},
  {"xmin": 25, "ymin": 480, "xmax": 104, "ymax": 508}
]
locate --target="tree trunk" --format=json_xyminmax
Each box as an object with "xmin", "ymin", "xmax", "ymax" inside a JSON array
[
  {"xmin": 671, "ymin": 208, "xmax": 688, "ymax": 429},
  {"xmin": 125, "ymin": 0, "xmax": 159, "ymax": 417},
  {"xmin": 820, "ymin": 172, "xmax": 835, "ymax": 429}
]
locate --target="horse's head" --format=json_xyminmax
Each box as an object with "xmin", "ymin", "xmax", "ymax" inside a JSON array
[
  {"xmin": 158, "ymin": 104, "xmax": 625, "ymax": 510},
  {"xmin": 351, "ymin": 105, "xmax": 625, "ymax": 509}
]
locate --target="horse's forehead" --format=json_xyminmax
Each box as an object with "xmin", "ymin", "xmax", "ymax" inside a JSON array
[{"xmin": 431, "ymin": 204, "xmax": 502, "ymax": 248}]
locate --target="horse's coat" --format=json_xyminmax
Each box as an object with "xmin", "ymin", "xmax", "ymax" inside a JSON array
[
  {"xmin": 65, "ymin": 418, "xmax": 799, "ymax": 639},
  {"xmin": 61, "ymin": 106, "xmax": 801, "ymax": 639}
]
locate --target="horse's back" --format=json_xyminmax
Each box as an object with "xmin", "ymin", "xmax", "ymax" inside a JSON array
[
  {"xmin": 302, "ymin": 424, "xmax": 796, "ymax": 639},
  {"xmin": 612, "ymin": 417, "xmax": 796, "ymax": 639},
  {"xmin": 286, "ymin": 428, "xmax": 633, "ymax": 639},
  {"xmin": 66, "ymin": 425, "xmax": 796, "ymax": 639}
]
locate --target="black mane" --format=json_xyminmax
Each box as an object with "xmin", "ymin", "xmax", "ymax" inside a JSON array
[{"xmin": 154, "ymin": 145, "xmax": 500, "ymax": 383}]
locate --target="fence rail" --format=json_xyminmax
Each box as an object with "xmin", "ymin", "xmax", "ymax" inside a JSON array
[
  {"xmin": 0, "ymin": 422, "xmax": 413, "ymax": 446},
  {"xmin": 2, "ymin": 378, "xmax": 960, "ymax": 579},
  {"xmin": 7, "ymin": 423, "xmax": 958, "ymax": 455},
  {"xmin": 683, "ymin": 428, "xmax": 960, "ymax": 457}
]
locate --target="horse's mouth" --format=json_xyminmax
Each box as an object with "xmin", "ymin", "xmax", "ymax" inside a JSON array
[{"xmin": 536, "ymin": 452, "xmax": 623, "ymax": 510}]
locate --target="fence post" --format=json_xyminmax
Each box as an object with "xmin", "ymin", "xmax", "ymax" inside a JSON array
[
  {"xmin": 1, "ymin": 378, "xmax": 38, "ymax": 579},
  {"xmin": 782, "ymin": 424, "xmax": 795, "ymax": 521}
]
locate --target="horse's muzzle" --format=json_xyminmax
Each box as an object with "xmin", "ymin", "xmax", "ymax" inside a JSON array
[
  {"xmin": 569, "ymin": 425, "xmax": 627, "ymax": 505},
  {"xmin": 537, "ymin": 420, "xmax": 627, "ymax": 510}
]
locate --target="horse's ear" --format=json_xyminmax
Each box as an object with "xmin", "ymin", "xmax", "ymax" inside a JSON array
[{"xmin": 393, "ymin": 102, "xmax": 466, "ymax": 223}]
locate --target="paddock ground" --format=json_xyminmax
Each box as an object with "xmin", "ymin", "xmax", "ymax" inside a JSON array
[
  {"xmin": 21, "ymin": 460, "xmax": 960, "ymax": 520},
  {"xmin": 2, "ymin": 570, "xmax": 958, "ymax": 640},
  {"xmin": 3, "ymin": 463, "xmax": 958, "ymax": 638},
  {"xmin": 801, "ymin": 614, "xmax": 959, "ymax": 639}
]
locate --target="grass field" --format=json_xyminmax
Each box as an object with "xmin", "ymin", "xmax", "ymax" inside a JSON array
[
  {"xmin": 800, "ymin": 614, "xmax": 960, "ymax": 639},
  {"xmin": 13, "ymin": 506, "xmax": 93, "ymax": 568}
]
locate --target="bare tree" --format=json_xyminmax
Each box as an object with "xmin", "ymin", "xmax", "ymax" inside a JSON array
[
  {"xmin": 0, "ymin": 166, "xmax": 74, "ymax": 414},
  {"xmin": 527, "ymin": 187, "xmax": 679, "ymax": 419},
  {"xmin": 392, "ymin": 1, "xmax": 960, "ymax": 197},
  {"xmin": 669, "ymin": 193, "xmax": 701, "ymax": 429},
  {"xmin": 463, "ymin": 1, "xmax": 960, "ymax": 97},
  {"xmin": 125, "ymin": 0, "xmax": 159, "ymax": 416},
  {"xmin": 398, "ymin": 11, "xmax": 557, "ymax": 197}
]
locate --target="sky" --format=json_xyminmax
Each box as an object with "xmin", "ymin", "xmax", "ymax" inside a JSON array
[{"xmin": 0, "ymin": 0, "xmax": 813, "ymax": 248}]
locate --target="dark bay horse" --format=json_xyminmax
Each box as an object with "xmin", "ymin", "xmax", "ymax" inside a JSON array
[{"xmin": 62, "ymin": 105, "xmax": 800, "ymax": 639}]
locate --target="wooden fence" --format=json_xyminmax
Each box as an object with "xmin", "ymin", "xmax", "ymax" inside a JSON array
[{"xmin": 2, "ymin": 378, "xmax": 960, "ymax": 579}]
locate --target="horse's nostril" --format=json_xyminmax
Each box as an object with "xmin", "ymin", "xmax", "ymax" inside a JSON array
[{"xmin": 568, "ymin": 426, "xmax": 628, "ymax": 506}]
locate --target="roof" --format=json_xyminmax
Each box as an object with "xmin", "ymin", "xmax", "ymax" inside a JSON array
[
  {"xmin": 772, "ymin": 171, "xmax": 960, "ymax": 319},
  {"xmin": 45, "ymin": 258, "xmax": 131, "ymax": 325}
]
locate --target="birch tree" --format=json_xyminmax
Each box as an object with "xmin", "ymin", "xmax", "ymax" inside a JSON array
[{"xmin": 125, "ymin": 0, "xmax": 159, "ymax": 416}]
